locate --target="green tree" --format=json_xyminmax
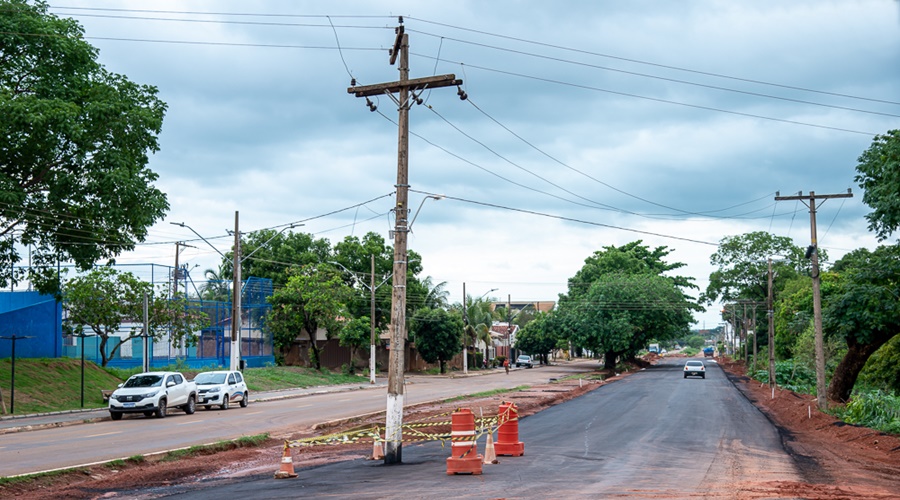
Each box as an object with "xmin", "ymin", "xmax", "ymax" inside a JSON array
[
  {"xmin": 855, "ymin": 129, "xmax": 900, "ymax": 241},
  {"xmin": 565, "ymin": 273, "xmax": 694, "ymax": 369},
  {"xmin": 858, "ymin": 334, "xmax": 900, "ymax": 394},
  {"xmin": 410, "ymin": 307, "xmax": 463, "ymax": 374},
  {"xmin": 265, "ymin": 265, "xmax": 352, "ymax": 369},
  {"xmin": 63, "ymin": 267, "xmax": 208, "ymax": 366},
  {"xmin": 823, "ymin": 245, "xmax": 900, "ymax": 402},
  {"xmin": 339, "ymin": 316, "xmax": 371, "ymax": 374},
  {"xmin": 457, "ymin": 295, "xmax": 494, "ymax": 366},
  {"xmin": 198, "ymin": 264, "xmax": 230, "ymax": 302},
  {"xmin": 225, "ymin": 230, "xmax": 331, "ymax": 287},
  {"xmin": 704, "ymin": 231, "xmax": 807, "ymax": 305},
  {"xmin": 514, "ymin": 312, "xmax": 557, "ymax": 364},
  {"xmin": 0, "ymin": 1, "xmax": 169, "ymax": 294},
  {"xmin": 332, "ymin": 232, "xmax": 393, "ymax": 330}
]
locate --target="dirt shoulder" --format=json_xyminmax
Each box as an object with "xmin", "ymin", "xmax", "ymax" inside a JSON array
[
  {"xmin": 4, "ymin": 359, "xmax": 900, "ymax": 499},
  {"xmin": 717, "ymin": 357, "xmax": 900, "ymax": 499}
]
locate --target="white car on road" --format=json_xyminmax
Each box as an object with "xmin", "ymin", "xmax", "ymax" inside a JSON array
[
  {"xmin": 194, "ymin": 370, "xmax": 249, "ymax": 410},
  {"xmin": 109, "ymin": 371, "xmax": 197, "ymax": 420}
]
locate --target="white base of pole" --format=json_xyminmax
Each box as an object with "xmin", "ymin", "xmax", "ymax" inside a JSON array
[{"xmin": 384, "ymin": 393, "xmax": 404, "ymax": 464}]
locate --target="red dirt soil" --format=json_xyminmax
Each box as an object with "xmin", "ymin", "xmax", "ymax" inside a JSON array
[{"xmin": 3, "ymin": 361, "xmax": 899, "ymax": 499}]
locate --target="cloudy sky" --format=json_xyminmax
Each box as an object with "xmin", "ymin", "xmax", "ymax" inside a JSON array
[{"xmin": 45, "ymin": 1, "xmax": 900, "ymax": 329}]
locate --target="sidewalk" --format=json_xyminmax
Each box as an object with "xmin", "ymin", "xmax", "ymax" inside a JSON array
[{"xmin": 0, "ymin": 380, "xmax": 388, "ymax": 435}]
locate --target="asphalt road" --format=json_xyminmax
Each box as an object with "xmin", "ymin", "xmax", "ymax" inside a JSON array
[
  {"xmin": 152, "ymin": 357, "xmax": 801, "ymax": 499},
  {"xmin": 0, "ymin": 362, "xmax": 591, "ymax": 477}
]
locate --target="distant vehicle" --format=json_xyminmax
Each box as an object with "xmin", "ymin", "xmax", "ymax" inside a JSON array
[
  {"xmin": 648, "ymin": 343, "xmax": 660, "ymax": 354},
  {"xmin": 703, "ymin": 346, "xmax": 715, "ymax": 357},
  {"xmin": 661, "ymin": 349, "xmax": 668, "ymax": 355},
  {"xmin": 683, "ymin": 360, "xmax": 706, "ymax": 379},
  {"xmin": 109, "ymin": 371, "xmax": 197, "ymax": 420},
  {"xmin": 515, "ymin": 355, "xmax": 534, "ymax": 368},
  {"xmin": 193, "ymin": 370, "xmax": 249, "ymax": 410}
]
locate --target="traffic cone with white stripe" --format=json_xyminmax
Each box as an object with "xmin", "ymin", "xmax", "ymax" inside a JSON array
[
  {"xmin": 274, "ymin": 442, "xmax": 298, "ymax": 479},
  {"xmin": 370, "ymin": 430, "xmax": 384, "ymax": 460},
  {"xmin": 483, "ymin": 431, "xmax": 498, "ymax": 464}
]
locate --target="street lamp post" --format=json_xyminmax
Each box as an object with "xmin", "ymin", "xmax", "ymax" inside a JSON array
[{"xmin": 330, "ymin": 258, "xmax": 392, "ymax": 384}]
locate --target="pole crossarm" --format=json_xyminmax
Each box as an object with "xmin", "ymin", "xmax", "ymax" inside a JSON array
[
  {"xmin": 348, "ymin": 75, "xmax": 462, "ymax": 98},
  {"xmin": 775, "ymin": 190, "xmax": 853, "ymax": 206}
]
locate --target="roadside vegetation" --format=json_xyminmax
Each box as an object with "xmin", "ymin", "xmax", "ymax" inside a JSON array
[{"xmin": 0, "ymin": 358, "xmax": 370, "ymax": 416}]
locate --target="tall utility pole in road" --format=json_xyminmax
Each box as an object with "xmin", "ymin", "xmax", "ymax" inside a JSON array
[
  {"xmin": 775, "ymin": 190, "xmax": 852, "ymax": 410},
  {"xmin": 348, "ymin": 22, "xmax": 462, "ymax": 465},
  {"xmin": 370, "ymin": 254, "xmax": 377, "ymax": 384}
]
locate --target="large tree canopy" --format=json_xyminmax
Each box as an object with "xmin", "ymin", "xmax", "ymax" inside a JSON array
[
  {"xmin": 557, "ymin": 242, "xmax": 698, "ymax": 369},
  {"xmin": 1, "ymin": 1, "xmax": 168, "ymax": 293},
  {"xmin": 855, "ymin": 129, "xmax": 900, "ymax": 242},
  {"xmin": 823, "ymin": 244, "xmax": 900, "ymax": 402}
]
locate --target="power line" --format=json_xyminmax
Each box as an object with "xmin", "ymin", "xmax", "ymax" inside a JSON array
[
  {"xmin": 405, "ymin": 16, "xmax": 900, "ymax": 107},
  {"xmin": 408, "ymin": 189, "xmax": 719, "ymax": 247}
]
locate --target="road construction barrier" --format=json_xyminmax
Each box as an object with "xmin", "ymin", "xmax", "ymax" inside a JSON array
[
  {"xmin": 446, "ymin": 408, "xmax": 483, "ymax": 475},
  {"xmin": 273, "ymin": 441, "xmax": 298, "ymax": 479},
  {"xmin": 494, "ymin": 401, "xmax": 524, "ymax": 456}
]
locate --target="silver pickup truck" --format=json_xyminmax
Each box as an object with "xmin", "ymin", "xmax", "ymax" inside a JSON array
[{"xmin": 108, "ymin": 371, "xmax": 197, "ymax": 420}]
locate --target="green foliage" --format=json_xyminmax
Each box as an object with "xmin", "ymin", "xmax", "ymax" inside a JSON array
[
  {"xmin": 225, "ymin": 230, "xmax": 331, "ymax": 287},
  {"xmin": 824, "ymin": 244, "xmax": 900, "ymax": 401},
  {"xmin": 858, "ymin": 334, "xmax": 900, "ymax": 394},
  {"xmin": 704, "ymin": 231, "xmax": 806, "ymax": 305},
  {"xmin": 339, "ymin": 316, "xmax": 371, "ymax": 374},
  {"xmin": 266, "ymin": 264, "xmax": 352, "ymax": 369},
  {"xmin": 753, "ymin": 359, "xmax": 818, "ymax": 395},
  {"xmin": 0, "ymin": 1, "xmax": 169, "ymax": 294},
  {"xmin": 833, "ymin": 390, "xmax": 900, "ymax": 435},
  {"xmin": 855, "ymin": 129, "xmax": 900, "ymax": 241},
  {"xmin": 62, "ymin": 267, "xmax": 209, "ymax": 366},
  {"xmin": 409, "ymin": 307, "xmax": 464, "ymax": 374},
  {"xmin": 515, "ymin": 313, "xmax": 558, "ymax": 361},
  {"xmin": 686, "ymin": 335, "xmax": 705, "ymax": 349}
]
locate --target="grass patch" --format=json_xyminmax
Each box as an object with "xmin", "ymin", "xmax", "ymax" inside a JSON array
[
  {"xmin": 241, "ymin": 366, "xmax": 367, "ymax": 392},
  {"xmin": 0, "ymin": 358, "xmax": 125, "ymax": 415},
  {"xmin": 442, "ymin": 386, "xmax": 530, "ymax": 403},
  {"xmin": 161, "ymin": 433, "xmax": 271, "ymax": 462},
  {"xmin": 0, "ymin": 467, "xmax": 86, "ymax": 487}
]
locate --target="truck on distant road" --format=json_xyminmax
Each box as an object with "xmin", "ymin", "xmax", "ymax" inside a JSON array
[
  {"xmin": 648, "ymin": 343, "xmax": 660, "ymax": 354},
  {"xmin": 703, "ymin": 346, "xmax": 715, "ymax": 357}
]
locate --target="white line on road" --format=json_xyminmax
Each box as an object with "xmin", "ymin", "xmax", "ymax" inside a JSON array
[
  {"xmin": 86, "ymin": 431, "xmax": 122, "ymax": 438},
  {"xmin": 296, "ymin": 404, "xmax": 312, "ymax": 408},
  {"xmin": 177, "ymin": 420, "xmax": 204, "ymax": 425}
]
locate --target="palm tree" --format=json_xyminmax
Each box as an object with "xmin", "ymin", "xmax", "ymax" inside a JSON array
[
  {"xmin": 420, "ymin": 276, "xmax": 449, "ymax": 309},
  {"xmin": 464, "ymin": 297, "xmax": 495, "ymax": 366},
  {"xmin": 199, "ymin": 264, "xmax": 230, "ymax": 302}
]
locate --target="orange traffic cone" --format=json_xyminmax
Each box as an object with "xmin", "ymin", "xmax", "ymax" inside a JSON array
[
  {"xmin": 274, "ymin": 442, "xmax": 298, "ymax": 479},
  {"xmin": 483, "ymin": 431, "xmax": 498, "ymax": 465},
  {"xmin": 370, "ymin": 436, "xmax": 384, "ymax": 460}
]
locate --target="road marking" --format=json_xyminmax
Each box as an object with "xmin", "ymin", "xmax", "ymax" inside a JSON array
[
  {"xmin": 336, "ymin": 398, "xmax": 352, "ymax": 402},
  {"xmin": 177, "ymin": 420, "xmax": 204, "ymax": 425},
  {"xmin": 296, "ymin": 404, "xmax": 312, "ymax": 408},
  {"xmin": 245, "ymin": 411, "xmax": 264, "ymax": 415},
  {"xmin": 86, "ymin": 431, "xmax": 122, "ymax": 438}
]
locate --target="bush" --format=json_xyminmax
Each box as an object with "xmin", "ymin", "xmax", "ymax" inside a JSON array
[
  {"xmin": 832, "ymin": 390, "xmax": 900, "ymax": 435},
  {"xmin": 752, "ymin": 359, "xmax": 817, "ymax": 395}
]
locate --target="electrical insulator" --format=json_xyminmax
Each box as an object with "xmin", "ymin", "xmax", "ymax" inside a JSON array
[
  {"xmin": 366, "ymin": 98, "xmax": 377, "ymax": 112},
  {"xmin": 457, "ymin": 87, "xmax": 468, "ymax": 100},
  {"xmin": 350, "ymin": 78, "xmax": 357, "ymax": 86}
]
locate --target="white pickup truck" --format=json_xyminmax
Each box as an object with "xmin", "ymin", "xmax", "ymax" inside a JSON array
[{"xmin": 108, "ymin": 371, "xmax": 197, "ymax": 420}]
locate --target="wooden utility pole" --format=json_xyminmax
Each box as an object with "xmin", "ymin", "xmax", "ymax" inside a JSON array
[
  {"xmin": 752, "ymin": 304, "xmax": 758, "ymax": 371},
  {"xmin": 369, "ymin": 254, "xmax": 376, "ymax": 384},
  {"xmin": 767, "ymin": 258, "xmax": 776, "ymax": 387},
  {"xmin": 348, "ymin": 23, "xmax": 462, "ymax": 465},
  {"xmin": 462, "ymin": 282, "xmax": 468, "ymax": 375},
  {"xmin": 775, "ymin": 190, "xmax": 852, "ymax": 410},
  {"xmin": 231, "ymin": 211, "xmax": 242, "ymax": 372}
]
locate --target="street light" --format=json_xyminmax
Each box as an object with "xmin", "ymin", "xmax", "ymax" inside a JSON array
[
  {"xmin": 330, "ymin": 258, "xmax": 392, "ymax": 384},
  {"xmin": 408, "ymin": 194, "xmax": 444, "ymax": 230}
]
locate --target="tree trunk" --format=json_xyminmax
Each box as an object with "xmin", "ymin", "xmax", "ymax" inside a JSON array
[
  {"xmin": 307, "ymin": 332, "xmax": 321, "ymax": 370},
  {"xmin": 827, "ymin": 338, "xmax": 883, "ymax": 403},
  {"xmin": 99, "ymin": 335, "xmax": 110, "ymax": 367},
  {"xmin": 604, "ymin": 350, "xmax": 617, "ymax": 370},
  {"xmin": 439, "ymin": 359, "xmax": 445, "ymax": 374}
]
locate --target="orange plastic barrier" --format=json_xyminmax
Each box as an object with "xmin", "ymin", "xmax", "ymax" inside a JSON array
[
  {"xmin": 493, "ymin": 401, "xmax": 524, "ymax": 456},
  {"xmin": 446, "ymin": 408, "xmax": 483, "ymax": 475}
]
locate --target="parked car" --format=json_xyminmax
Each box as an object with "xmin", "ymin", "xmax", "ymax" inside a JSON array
[
  {"xmin": 515, "ymin": 355, "xmax": 534, "ymax": 368},
  {"xmin": 683, "ymin": 360, "xmax": 706, "ymax": 379},
  {"xmin": 193, "ymin": 370, "xmax": 249, "ymax": 410},
  {"xmin": 109, "ymin": 371, "xmax": 197, "ymax": 420}
]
